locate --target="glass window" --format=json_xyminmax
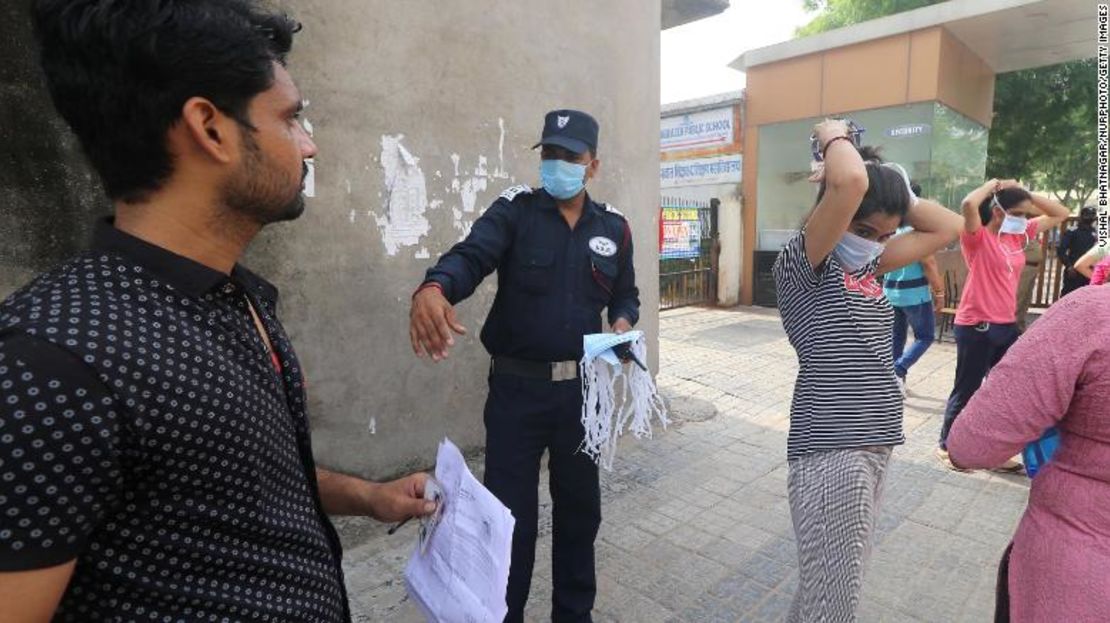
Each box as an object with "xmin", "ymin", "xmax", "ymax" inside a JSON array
[{"xmin": 755, "ymin": 102, "xmax": 988, "ymax": 250}]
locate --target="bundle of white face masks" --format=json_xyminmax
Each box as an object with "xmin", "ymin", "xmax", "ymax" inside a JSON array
[{"xmin": 579, "ymin": 331, "xmax": 668, "ymax": 470}]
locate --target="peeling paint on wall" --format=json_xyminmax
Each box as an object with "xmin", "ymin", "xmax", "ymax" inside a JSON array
[
  {"xmin": 301, "ymin": 116, "xmax": 316, "ymax": 198},
  {"xmin": 303, "ymin": 159, "xmax": 316, "ymax": 198},
  {"xmin": 375, "ymin": 134, "xmax": 430, "ymax": 255},
  {"xmin": 372, "ymin": 121, "xmax": 517, "ymax": 254},
  {"xmin": 495, "ymin": 117, "xmax": 508, "ymax": 178}
]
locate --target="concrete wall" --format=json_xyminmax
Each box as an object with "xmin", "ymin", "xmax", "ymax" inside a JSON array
[
  {"xmin": 1, "ymin": 1, "xmax": 662, "ymax": 479},
  {"xmin": 0, "ymin": 2, "xmax": 110, "ymax": 299}
]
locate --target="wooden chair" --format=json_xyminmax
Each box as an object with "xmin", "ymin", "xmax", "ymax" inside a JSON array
[{"xmin": 936, "ymin": 269, "xmax": 960, "ymax": 343}]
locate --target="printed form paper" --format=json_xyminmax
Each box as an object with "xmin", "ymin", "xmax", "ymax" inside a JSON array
[{"xmin": 404, "ymin": 438, "xmax": 515, "ymax": 623}]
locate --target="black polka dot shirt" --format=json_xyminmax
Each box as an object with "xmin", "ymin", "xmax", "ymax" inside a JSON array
[{"xmin": 0, "ymin": 220, "xmax": 350, "ymax": 622}]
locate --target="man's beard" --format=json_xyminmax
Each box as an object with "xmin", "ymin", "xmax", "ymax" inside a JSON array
[{"xmin": 222, "ymin": 130, "xmax": 306, "ymax": 225}]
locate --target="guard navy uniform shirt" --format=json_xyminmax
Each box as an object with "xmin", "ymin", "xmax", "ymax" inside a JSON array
[
  {"xmin": 0, "ymin": 220, "xmax": 349, "ymax": 622},
  {"xmin": 423, "ymin": 186, "xmax": 640, "ymax": 362},
  {"xmin": 1057, "ymin": 224, "xmax": 1096, "ymax": 267}
]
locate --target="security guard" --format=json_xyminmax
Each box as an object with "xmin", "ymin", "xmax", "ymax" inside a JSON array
[
  {"xmin": 409, "ymin": 109, "xmax": 639, "ymax": 622},
  {"xmin": 1057, "ymin": 205, "xmax": 1098, "ymax": 297}
]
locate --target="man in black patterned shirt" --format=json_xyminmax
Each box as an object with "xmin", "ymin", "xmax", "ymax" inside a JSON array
[{"xmin": 0, "ymin": 2, "xmax": 434, "ymax": 621}]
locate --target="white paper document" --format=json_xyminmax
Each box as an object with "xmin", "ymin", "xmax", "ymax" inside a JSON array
[{"xmin": 404, "ymin": 438, "xmax": 515, "ymax": 623}]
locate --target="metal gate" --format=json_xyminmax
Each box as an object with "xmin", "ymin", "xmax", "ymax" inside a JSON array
[
  {"xmin": 1030, "ymin": 217, "xmax": 1076, "ymax": 307},
  {"xmin": 659, "ymin": 197, "xmax": 719, "ymax": 310}
]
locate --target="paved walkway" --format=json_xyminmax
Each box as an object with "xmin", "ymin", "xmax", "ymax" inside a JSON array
[{"xmin": 337, "ymin": 306, "xmax": 1029, "ymax": 622}]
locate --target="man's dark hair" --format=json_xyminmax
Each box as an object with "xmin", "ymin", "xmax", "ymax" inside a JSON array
[
  {"xmin": 815, "ymin": 145, "xmax": 911, "ymax": 223},
  {"xmin": 978, "ymin": 187, "xmax": 1032, "ymax": 226},
  {"xmin": 32, "ymin": 0, "xmax": 301, "ymax": 202}
]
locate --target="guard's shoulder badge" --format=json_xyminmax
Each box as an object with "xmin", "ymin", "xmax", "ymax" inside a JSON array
[
  {"xmin": 603, "ymin": 203, "xmax": 627, "ymax": 219},
  {"xmin": 499, "ymin": 185, "xmax": 533, "ymax": 202}
]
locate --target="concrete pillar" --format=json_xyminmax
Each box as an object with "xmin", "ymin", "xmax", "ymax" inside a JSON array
[
  {"xmin": 716, "ymin": 190, "xmax": 742, "ymax": 306},
  {"xmin": 257, "ymin": 0, "xmax": 662, "ymax": 477}
]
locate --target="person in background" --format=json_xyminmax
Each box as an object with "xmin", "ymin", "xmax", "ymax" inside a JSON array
[
  {"xmin": 1073, "ymin": 241, "xmax": 1108, "ymax": 282},
  {"xmin": 1088, "ymin": 252, "xmax": 1110, "ymax": 286},
  {"xmin": 1056, "ymin": 206, "xmax": 1097, "ymax": 297},
  {"xmin": 1014, "ymin": 236, "xmax": 1044, "ymax": 332},
  {"xmin": 774, "ymin": 119, "xmax": 962, "ymax": 622},
  {"xmin": 883, "ymin": 182, "xmax": 945, "ymax": 396},
  {"xmin": 948, "ymin": 285, "xmax": 1110, "ymax": 622},
  {"xmin": 936, "ymin": 181, "xmax": 1069, "ymax": 471}
]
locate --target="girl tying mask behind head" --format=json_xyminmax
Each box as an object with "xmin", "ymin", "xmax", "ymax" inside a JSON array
[
  {"xmin": 773, "ymin": 119, "xmax": 963, "ymax": 623},
  {"xmin": 935, "ymin": 180, "xmax": 1069, "ymax": 470}
]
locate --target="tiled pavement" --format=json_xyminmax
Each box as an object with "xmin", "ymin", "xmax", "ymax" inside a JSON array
[{"xmin": 337, "ymin": 306, "xmax": 1030, "ymax": 622}]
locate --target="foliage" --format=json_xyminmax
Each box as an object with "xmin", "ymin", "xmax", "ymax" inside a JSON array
[
  {"xmin": 986, "ymin": 60, "xmax": 1097, "ymax": 209},
  {"xmin": 796, "ymin": 0, "xmax": 942, "ymax": 37}
]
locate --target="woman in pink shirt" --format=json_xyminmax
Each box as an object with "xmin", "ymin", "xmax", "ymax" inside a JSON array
[
  {"xmin": 947, "ymin": 285, "xmax": 1110, "ymax": 621},
  {"xmin": 936, "ymin": 180, "xmax": 1068, "ymax": 469}
]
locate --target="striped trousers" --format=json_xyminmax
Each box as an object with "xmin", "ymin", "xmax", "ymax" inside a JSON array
[{"xmin": 787, "ymin": 446, "xmax": 893, "ymax": 623}]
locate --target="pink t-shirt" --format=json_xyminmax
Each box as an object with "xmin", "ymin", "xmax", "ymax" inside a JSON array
[
  {"xmin": 1092, "ymin": 256, "xmax": 1110, "ymax": 285},
  {"xmin": 955, "ymin": 220, "xmax": 1039, "ymax": 325}
]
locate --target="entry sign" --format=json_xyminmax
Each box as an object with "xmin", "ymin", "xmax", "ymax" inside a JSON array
[{"xmin": 885, "ymin": 123, "xmax": 931, "ymax": 139}]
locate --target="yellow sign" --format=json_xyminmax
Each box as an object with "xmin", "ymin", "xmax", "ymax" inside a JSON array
[{"xmin": 662, "ymin": 208, "xmax": 699, "ymax": 221}]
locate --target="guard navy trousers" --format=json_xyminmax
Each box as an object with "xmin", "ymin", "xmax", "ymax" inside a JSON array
[{"xmin": 483, "ymin": 372, "xmax": 601, "ymax": 623}]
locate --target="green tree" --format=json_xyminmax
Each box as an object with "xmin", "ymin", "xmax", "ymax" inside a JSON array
[
  {"xmin": 796, "ymin": 0, "xmax": 942, "ymax": 38},
  {"xmin": 986, "ymin": 60, "xmax": 1096, "ymax": 209}
]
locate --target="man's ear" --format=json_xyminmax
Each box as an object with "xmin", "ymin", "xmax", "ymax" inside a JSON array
[
  {"xmin": 178, "ymin": 97, "xmax": 237, "ymax": 165},
  {"xmin": 586, "ymin": 157, "xmax": 601, "ymax": 181}
]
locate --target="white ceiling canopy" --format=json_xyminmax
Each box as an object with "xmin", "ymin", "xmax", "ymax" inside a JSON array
[{"xmin": 731, "ymin": 0, "xmax": 1095, "ymax": 74}]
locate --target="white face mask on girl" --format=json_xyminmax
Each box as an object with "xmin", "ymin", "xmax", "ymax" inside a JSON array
[
  {"xmin": 999, "ymin": 214, "xmax": 1028, "ymax": 235},
  {"xmin": 835, "ymin": 231, "xmax": 885, "ymax": 272},
  {"xmin": 992, "ymin": 193, "xmax": 1028, "ymax": 235}
]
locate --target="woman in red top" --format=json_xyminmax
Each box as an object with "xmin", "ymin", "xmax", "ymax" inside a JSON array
[{"xmin": 936, "ymin": 179, "xmax": 1068, "ymax": 469}]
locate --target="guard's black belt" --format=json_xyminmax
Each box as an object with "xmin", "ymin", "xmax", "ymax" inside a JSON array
[{"xmin": 490, "ymin": 356, "xmax": 578, "ymax": 381}]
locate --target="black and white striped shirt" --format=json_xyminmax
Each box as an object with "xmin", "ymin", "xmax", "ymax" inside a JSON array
[{"xmin": 773, "ymin": 231, "xmax": 904, "ymax": 459}]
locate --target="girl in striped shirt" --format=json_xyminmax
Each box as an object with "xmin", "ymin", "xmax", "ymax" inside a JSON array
[{"xmin": 773, "ymin": 119, "xmax": 963, "ymax": 622}]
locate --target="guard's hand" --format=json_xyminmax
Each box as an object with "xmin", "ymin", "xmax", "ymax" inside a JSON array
[
  {"xmin": 998, "ymin": 179, "xmax": 1024, "ymax": 191},
  {"xmin": 368, "ymin": 472, "xmax": 437, "ymax": 523},
  {"xmin": 410, "ymin": 286, "xmax": 467, "ymax": 361},
  {"xmin": 612, "ymin": 317, "xmax": 633, "ymax": 334},
  {"xmin": 933, "ymin": 293, "xmax": 945, "ymax": 314}
]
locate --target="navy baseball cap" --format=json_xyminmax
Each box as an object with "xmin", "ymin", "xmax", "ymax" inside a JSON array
[{"xmin": 532, "ymin": 109, "xmax": 599, "ymax": 155}]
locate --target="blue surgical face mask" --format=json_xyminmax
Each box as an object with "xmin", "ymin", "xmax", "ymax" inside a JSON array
[
  {"xmin": 835, "ymin": 231, "xmax": 885, "ymax": 272},
  {"xmin": 540, "ymin": 159, "xmax": 587, "ymax": 200}
]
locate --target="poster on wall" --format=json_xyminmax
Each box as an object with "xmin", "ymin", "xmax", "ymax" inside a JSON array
[
  {"xmin": 660, "ymin": 203, "xmax": 705, "ymax": 260},
  {"xmin": 660, "ymin": 107, "xmax": 735, "ymax": 152},
  {"xmin": 660, "ymin": 154, "xmax": 742, "ymax": 188}
]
